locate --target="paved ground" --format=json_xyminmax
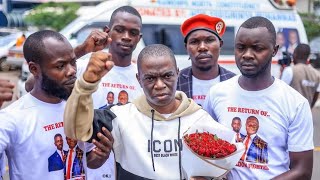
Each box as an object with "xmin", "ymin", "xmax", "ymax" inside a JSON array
[{"xmin": 0, "ymin": 70, "xmax": 319, "ymax": 179}]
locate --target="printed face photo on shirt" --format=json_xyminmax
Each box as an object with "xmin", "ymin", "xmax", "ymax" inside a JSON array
[
  {"xmin": 245, "ymin": 116, "xmax": 259, "ymax": 135},
  {"xmin": 106, "ymin": 91, "xmax": 114, "ymax": 105},
  {"xmin": 54, "ymin": 133, "xmax": 64, "ymax": 151},
  {"xmin": 231, "ymin": 117, "xmax": 242, "ymax": 133},
  {"xmin": 48, "ymin": 134, "xmax": 67, "ymax": 173},
  {"xmin": 118, "ymin": 90, "xmax": 129, "ymax": 105}
]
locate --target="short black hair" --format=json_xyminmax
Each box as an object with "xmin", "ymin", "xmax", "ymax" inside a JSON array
[
  {"xmin": 232, "ymin": 117, "xmax": 241, "ymax": 122},
  {"xmin": 239, "ymin": 16, "xmax": 276, "ymax": 45},
  {"xmin": 109, "ymin": 6, "xmax": 142, "ymax": 27},
  {"xmin": 293, "ymin": 43, "xmax": 310, "ymax": 62},
  {"xmin": 137, "ymin": 44, "xmax": 177, "ymax": 73},
  {"xmin": 119, "ymin": 90, "xmax": 128, "ymax": 96},
  {"xmin": 23, "ymin": 30, "xmax": 66, "ymax": 64},
  {"xmin": 107, "ymin": 91, "xmax": 114, "ymax": 96},
  {"xmin": 54, "ymin": 133, "xmax": 62, "ymax": 139}
]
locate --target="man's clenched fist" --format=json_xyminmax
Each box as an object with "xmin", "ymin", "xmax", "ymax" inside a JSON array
[{"xmin": 83, "ymin": 51, "xmax": 114, "ymax": 83}]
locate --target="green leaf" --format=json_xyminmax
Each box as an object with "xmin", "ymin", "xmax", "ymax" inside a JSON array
[{"xmin": 24, "ymin": 2, "xmax": 80, "ymax": 31}]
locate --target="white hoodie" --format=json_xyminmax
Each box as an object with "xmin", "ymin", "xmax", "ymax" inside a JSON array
[{"xmin": 64, "ymin": 75, "xmax": 230, "ymax": 179}]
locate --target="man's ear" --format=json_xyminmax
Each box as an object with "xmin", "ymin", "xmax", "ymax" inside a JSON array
[
  {"xmin": 220, "ymin": 40, "xmax": 224, "ymax": 47},
  {"xmin": 273, "ymin": 45, "xmax": 279, "ymax": 57},
  {"xmin": 136, "ymin": 73, "xmax": 143, "ymax": 88},
  {"xmin": 28, "ymin": 61, "xmax": 40, "ymax": 78},
  {"xmin": 139, "ymin": 33, "xmax": 143, "ymax": 41}
]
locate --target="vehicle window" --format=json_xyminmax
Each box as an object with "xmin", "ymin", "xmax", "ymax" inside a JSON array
[
  {"xmin": 75, "ymin": 22, "xmax": 107, "ymax": 45},
  {"xmin": 221, "ymin": 27, "xmax": 235, "ymax": 56},
  {"xmin": 142, "ymin": 25, "xmax": 235, "ymax": 56},
  {"xmin": 142, "ymin": 24, "xmax": 187, "ymax": 55}
]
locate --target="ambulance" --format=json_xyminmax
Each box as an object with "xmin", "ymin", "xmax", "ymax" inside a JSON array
[{"xmin": 60, "ymin": 0, "xmax": 307, "ymax": 78}]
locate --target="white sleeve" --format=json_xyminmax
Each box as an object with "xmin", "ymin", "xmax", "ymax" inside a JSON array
[
  {"xmin": 203, "ymin": 88, "xmax": 218, "ymax": 121},
  {"xmin": 76, "ymin": 56, "xmax": 90, "ymax": 78},
  {"xmin": 280, "ymin": 67, "xmax": 293, "ymax": 85},
  {"xmin": 316, "ymin": 84, "xmax": 320, "ymax": 92},
  {"xmin": 287, "ymin": 100, "xmax": 314, "ymax": 152},
  {"xmin": 0, "ymin": 112, "xmax": 17, "ymax": 153}
]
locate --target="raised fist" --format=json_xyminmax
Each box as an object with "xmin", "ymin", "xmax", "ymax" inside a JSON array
[
  {"xmin": 75, "ymin": 27, "xmax": 112, "ymax": 58},
  {"xmin": 0, "ymin": 79, "xmax": 14, "ymax": 108},
  {"xmin": 83, "ymin": 51, "xmax": 114, "ymax": 83}
]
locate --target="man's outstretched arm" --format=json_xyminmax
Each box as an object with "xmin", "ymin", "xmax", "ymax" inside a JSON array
[{"xmin": 63, "ymin": 51, "xmax": 114, "ymax": 141}]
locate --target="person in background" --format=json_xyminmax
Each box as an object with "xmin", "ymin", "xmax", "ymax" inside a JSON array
[
  {"xmin": 204, "ymin": 16, "xmax": 313, "ymax": 179},
  {"xmin": 75, "ymin": 6, "xmax": 144, "ymax": 180},
  {"xmin": 281, "ymin": 43, "xmax": 320, "ymax": 108},
  {"xmin": 16, "ymin": 34, "xmax": 26, "ymax": 47},
  {"xmin": 177, "ymin": 14, "xmax": 235, "ymax": 106}
]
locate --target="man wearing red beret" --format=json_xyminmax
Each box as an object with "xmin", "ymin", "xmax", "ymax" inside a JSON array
[{"xmin": 177, "ymin": 14, "xmax": 235, "ymax": 106}]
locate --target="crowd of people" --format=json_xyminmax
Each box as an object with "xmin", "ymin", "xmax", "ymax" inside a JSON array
[{"xmin": 0, "ymin": 5, "xmax": 317, "ymax": 180}]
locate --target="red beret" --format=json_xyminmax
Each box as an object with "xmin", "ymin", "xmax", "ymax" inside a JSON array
[{"xmin": 181, "ymin": 14, "xmax": 226, "ymax": 43}]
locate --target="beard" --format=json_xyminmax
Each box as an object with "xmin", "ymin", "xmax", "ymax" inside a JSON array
[
  {"xmin": 41, "ymin": 72, "xmax": 71, "ymax": 100},
  {"xmin": 239, "ymin": 58, "xmax": 272, "ymax": 78},
  {"xmin": 198, "ymin": 65, "xmax": 212, "ymax": 72}
]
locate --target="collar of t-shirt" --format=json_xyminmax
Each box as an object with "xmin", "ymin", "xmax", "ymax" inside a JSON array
[{"xmin": 192, "ymin": 75, "xmax": 220, "ymax": 106}]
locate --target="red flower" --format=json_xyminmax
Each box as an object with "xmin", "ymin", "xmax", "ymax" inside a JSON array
[{"xmin": 184, "ymin": 131, "xmax": 237, "ymax": 159}]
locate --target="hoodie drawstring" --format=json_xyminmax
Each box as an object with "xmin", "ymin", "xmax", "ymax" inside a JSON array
[
  {"xmin": 150, "ymin": 109, "xmax": 156, "ymax": 172},
  {"xmin": 178, "ymin": 117, "xmax": 182, "ymax": 180},
  {"xmin": 150, "ymin": 111, "xmax": 183, "ymax": 179}
]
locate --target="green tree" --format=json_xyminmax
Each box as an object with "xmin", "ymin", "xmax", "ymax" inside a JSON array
[
  {"xmin": 25, "ymin": 2, "xmax": 80, "ymax": 31},
  {"xmin": 300, "ymin": 12, "xmax": 320, "ymax": 41}
]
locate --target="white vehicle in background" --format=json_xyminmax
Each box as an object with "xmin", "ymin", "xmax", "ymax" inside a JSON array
[
  {"xmin": 6, "ymin": 32, "xmax": 34, "ymax": 70},
  {"xmin": 17, "ymin": 60, "xmax": 29, "ymax": 98},
  {"xmin": 0, "ymin": 32, "xmax": 22, "ymax": 71},
  {"xmin": 18, "ymin": 0, "xmax": 308, "ymax": 97},
  {"xmin": 60, "ymin": 0, "xmax": 307, "ymax": 78}
]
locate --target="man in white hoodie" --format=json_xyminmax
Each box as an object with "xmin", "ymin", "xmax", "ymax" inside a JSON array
[{"xmin": 64, "ymin": 44, "xmax": 231, "ymax": 179}]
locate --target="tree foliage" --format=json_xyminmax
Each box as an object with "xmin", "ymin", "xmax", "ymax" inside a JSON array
[
  {"xmin": 299, "ymin": 12, "xmax": 320, "ymax": 41},
  {"xmin": 25, "ymin": 2, "xmax": 80, "ymax": 31}
]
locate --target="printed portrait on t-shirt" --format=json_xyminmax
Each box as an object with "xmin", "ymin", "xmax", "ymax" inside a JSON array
[
  {"xmin": 231, "ymin": 117, "xmax": 245, "ymax": 142},
  {"xmin": 47, "ymin": 134, "xmax": 85, "ymax": 180},
  {"xmin": 106, "ymin": 91, "xmax": 115, "ymax": 106},
  {"xmin": 64, "ymin": 137, "xmax": 85, "ymax": 180},
  {"xmin": 240, "ymin": 116, "xmax": 268, "ymax": 164},
  {"xmin": 118, "ymin": 90, "xmax": 129, "ymax": 105},
  {"xmin": 48, "ymin": 133, "xmax": 67, "ymax": 172}
]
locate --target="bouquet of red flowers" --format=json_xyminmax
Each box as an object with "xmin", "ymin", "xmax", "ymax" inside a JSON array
[
  {"xmin": 184, "ymin": 132, "xmax": 237, "ymax": 159},
  {"xmin": 181, "ymin": 117, "xmax": 245, "ymax": 178}
]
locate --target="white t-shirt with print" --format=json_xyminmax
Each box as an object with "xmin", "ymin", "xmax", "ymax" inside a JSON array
[
  {"xmin": 77, "ymin": 56, "xmax": 143, "ymax": 109},
  {"xmin": 0, "ymin": 93, "xmax": 86, "ymax": 180},
  {"xmin": 192, "ymin": 75, "xmax": 220, "ymax": 107},
  {"xmin": 203, "ymin": 75, "xmax": 314, "ymax": 180},
  {"xmin": 77, "ymin": 56, "xmax": 143, "ymax": 180}
]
